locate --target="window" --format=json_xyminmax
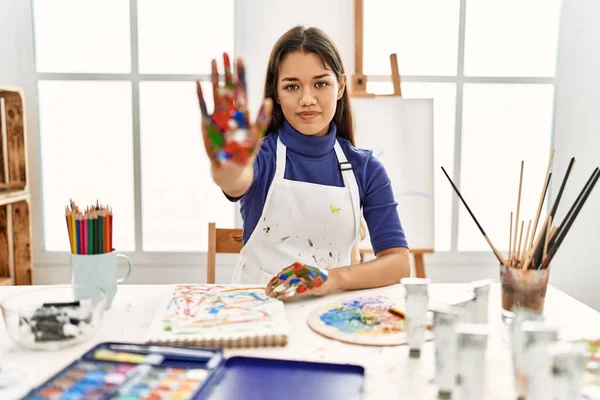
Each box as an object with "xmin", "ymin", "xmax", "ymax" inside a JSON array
[
  {"xmin": 33, "ymin": 0, "xmax": 234, "ymax": 253},
  {"xmin": 31, "ymin": 0, "xmax": 562, "ymax": 260},
  {"xmin": 363, "ymin": 0, "xmax": 561, "ymax": 252}
]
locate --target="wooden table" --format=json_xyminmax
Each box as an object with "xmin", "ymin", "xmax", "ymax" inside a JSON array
[{"xmin": 1, "ymin": 283, "xmax": 599, "ymax": 399}]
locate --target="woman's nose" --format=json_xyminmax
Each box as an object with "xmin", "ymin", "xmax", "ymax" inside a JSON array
[{"xmin": 299, "ymin": 89, "xmax": 317, "ymax": 106}]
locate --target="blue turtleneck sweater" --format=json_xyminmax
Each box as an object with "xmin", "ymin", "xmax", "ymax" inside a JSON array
[{"xmin": 226, "ymin": 120, "xmax": 408, "ymax": 254}]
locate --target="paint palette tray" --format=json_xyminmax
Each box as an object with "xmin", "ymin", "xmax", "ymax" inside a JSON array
[{"xmin": 23, "ymin": 341, "xmax": 365, "ymax": 400}]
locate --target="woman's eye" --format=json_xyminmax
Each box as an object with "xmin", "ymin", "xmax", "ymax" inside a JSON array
[
  {"xmin": 285, "ymin": 84, "xmax": 299, "ymax": 91},
  {"xmin": 315, "ymin": 81, "xmax": 328, "ymax": 88}
]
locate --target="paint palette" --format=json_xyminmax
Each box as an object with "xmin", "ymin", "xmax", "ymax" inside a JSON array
[
  {"xmin": 24, "ymin": 341, "xmax": 365, "ymax": 400},
  {"xmin": 307, "ymin": 296, "xmax": 434, "ymax": 346},
  {"xmin": 23, "ymin": 343, "xmax": 217, "ymax": 400}
]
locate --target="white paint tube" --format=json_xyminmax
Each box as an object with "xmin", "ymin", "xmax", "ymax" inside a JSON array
[
  {"xmin": 432, "ymin": 304, "xmax": 464, "ymax": 399},
  {"xmin": 521, "ymin": 320, "xmax": 559, "ymax": 400},
  {"xmin": 455, "ymin": 323, "xmax": 489, "ymax": 400},
  {"xmin": 550, "ymin": 341, "xmax": 587, "ymax": 400},
  {"xmin": 401, "ymin": 277, "xmax": 430, "ymax": 358},
  {"xmin": 510, "ymin": 307, "xmax": 545, "ymax": 399},
  {"xmin": 470, "ymin": 279, "xmax": 493, "ymax": 324}
]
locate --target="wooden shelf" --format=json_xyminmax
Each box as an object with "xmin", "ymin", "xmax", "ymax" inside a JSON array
[
  {"xmin": 0, "ymin": 189, "xmax": 30, "ymax": 207},
  {"xmin": 0, "ymin": 88, "xmax": 33, "ymax": 285}
]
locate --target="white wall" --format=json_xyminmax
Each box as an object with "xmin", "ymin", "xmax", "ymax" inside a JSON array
[
  {"xmin": 549, "ymin": 0, "xmax": 600, "ymax": 310},
  {"xmin": 0, "ymin": 0, "xmax": 22, "ymax": 87}
]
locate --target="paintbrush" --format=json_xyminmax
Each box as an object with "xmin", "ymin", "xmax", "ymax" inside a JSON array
[
  {"xmin": 531, "ymin": 157, "xmax": 576, "ymax": 267},
  {"xmin": 441, "ymin": 166, "xmax": 507, "ymax": 266},
  {"xmin": 541, "ymin": 167, "xmax": 600, "ymax": 268}
]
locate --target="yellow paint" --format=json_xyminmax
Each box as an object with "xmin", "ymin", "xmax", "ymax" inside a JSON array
[{"xmin": 329, "ymin": 204, "xmax": 341, "ymax": 214}]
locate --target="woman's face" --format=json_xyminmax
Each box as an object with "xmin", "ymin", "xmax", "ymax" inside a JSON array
[{"xmin": 277, "ymin": 51, "xmax": 346, "ymax": 136}]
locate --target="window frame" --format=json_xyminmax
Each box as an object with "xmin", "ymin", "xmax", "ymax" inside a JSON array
[
  {"xmin": 355, "ymin": 0, "xmax": 557, "ymax": 256},
  {"xmin": 19, "ymin": 0, "xmax": 557, "ymax": 273}
]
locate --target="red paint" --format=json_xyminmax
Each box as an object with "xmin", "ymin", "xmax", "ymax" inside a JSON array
[{"xmin": 297, "ymin": 285, "xmax": 307, "ymax": 294}]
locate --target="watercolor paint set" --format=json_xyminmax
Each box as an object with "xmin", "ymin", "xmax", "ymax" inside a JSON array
[{"xmin": 23, "ymin": 341, "xmax": 365, "ymax": 400}]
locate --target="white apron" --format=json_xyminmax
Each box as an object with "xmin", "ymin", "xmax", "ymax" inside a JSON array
[{"xmin": 231, "ymin": 137, "xmax": 361, "ymax": 284}]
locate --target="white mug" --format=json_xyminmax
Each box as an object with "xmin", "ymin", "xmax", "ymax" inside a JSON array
[{"xmin": 70, "ymin": 251, "xmax": 133, "ymax": 309}]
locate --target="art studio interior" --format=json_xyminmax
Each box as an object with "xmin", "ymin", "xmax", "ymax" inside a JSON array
[{"xmin": 0, "ymin": 0, "xmax": 599, "ymax": 399}]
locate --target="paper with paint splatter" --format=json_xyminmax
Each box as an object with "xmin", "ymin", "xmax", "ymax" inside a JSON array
[{"xmin": 145, "ymin": 285, "xmax": 289, "ymax": 346}]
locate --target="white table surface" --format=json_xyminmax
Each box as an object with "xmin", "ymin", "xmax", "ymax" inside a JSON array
[{"xmin": 1, "ymin": 283, "xmax": 599, "ymax": 400}]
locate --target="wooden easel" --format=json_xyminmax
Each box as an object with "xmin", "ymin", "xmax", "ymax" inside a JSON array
[
  {"xmin": 351, "ymin": 0, "xmax": 402, "ymax": 98},
  {"xmin": 350, "ymin": 0, "xmax": 433, "ymax": 278}
]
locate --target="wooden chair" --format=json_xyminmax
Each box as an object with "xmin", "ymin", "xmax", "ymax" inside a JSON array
[{"xmin": 206, "ymin": 222, "xmax": 244, "ymax": 284}]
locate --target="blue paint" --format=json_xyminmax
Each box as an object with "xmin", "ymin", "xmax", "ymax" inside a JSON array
[
  {"xmin": 341, "ymin": 297, "xmax": 393, "ymax": 309},
  {"xmin": 309, "ymin": 269, "xmax": 316, "ymax": 278},
  {"xmin": 209, "ymin": 306, "xmax": 223, "ymax": 314},
  {"xmin": 319, "ymin": 271, "xmax": 328, "ymax": 280},
  {"xmin": 234, "ymin": 111, "xmax": 247, "ymax": 128},
  {"xmin": 319, "ymin": 297, "xmax": 398, "ymax": 334},
  {"xmin": 289, "ymin": 278, "xmax": 301, "ymax": 285},
  {"xmin": 319, "ymin": 308, "xmax": 377, "ymax": 333},
  {"xmin": 279, "ymin": 274, "xmax": 289, "ymax": 281}
]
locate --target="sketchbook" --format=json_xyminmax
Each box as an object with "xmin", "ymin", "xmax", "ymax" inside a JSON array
[{"xmin": 145, "ymin": 285, "xmax": 289, "ymax": 348}]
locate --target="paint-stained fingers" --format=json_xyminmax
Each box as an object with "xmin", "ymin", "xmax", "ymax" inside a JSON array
[
  {"xmin": 200, "ymin": 123, "xmax": 216, "ymax": 163},
  {"xmin": 234, "ymin": 57, "xmax": 248, "ymax": 110},
  {"xmin": 271, "ymin": 280, "xmax": 290, "ymax": 297},
  {"xmin": 223, "ymin": 53, "xmax": 233, "ymax": 91},
  {"xmin": 255, "ymin": 98, "xmax": 273, "ymax": 135},
  {"xmin": 277, "ymin": 285, "xmax": 298, "ymax": 301},
  {"xmin": 196, "ymin": 81, "xmax": 209, "ymax": 119},
  {"xmin": 249, "ymin": 98, "xmax": 273, "ymax": 153},
  {"xmin": 265, "ymin": 276, "xmax": 279, "ymax": 297},
  {"xmin": 211, "ymin": 59, "xmax": 221, "ymax": 110}
]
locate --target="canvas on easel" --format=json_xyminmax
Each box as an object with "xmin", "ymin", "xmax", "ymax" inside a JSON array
[{"xmin": 351, "ymin": 0, "xmax": 435, "ymax": 277}]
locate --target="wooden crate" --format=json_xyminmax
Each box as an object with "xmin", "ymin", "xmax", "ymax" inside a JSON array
[{"xmin": 0, "ymin": 88, "xmax": 33, "ymax": 285}]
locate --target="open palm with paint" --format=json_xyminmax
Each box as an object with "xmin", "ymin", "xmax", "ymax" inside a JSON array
[
  {"xmin": 196, "ymin": 53, "xmax": 273, "ymax": 188},
  {"xmin": 266, "ymin": 262, "xmax": 331, "ymax": 300}
]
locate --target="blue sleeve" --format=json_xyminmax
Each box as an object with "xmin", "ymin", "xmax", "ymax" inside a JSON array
[{"xmin": 362, "ymin": 155, "xmax": 409, "ymax": 253}]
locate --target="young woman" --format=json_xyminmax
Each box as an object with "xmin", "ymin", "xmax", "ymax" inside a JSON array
[{"xmin": 197, "ymin": 26, "xmax": 410, "ymax": 300}]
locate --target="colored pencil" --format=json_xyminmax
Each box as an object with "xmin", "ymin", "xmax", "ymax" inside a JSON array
[
  {"xmin": 89, "ymin": 215, "xmax": 95, "ymax": 255},
  {"xmin": 65, "ymin": 201, "xmax": 114, "ymax": 255},
  {"xmin": 98, "ymin": 214, "xmax": 104, "ymax": 254},
  {"xmin": 83, "ymin": 215, "xmax": 88, "ymax": 254}
]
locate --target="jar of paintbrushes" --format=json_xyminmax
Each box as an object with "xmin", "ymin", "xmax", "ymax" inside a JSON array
[{"xmin": 442, "ymin": 150, "xmax": 599, "ymax": 324}]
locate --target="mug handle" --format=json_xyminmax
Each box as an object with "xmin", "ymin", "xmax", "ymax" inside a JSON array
[{"xmin": 116, "ymin": 253, "xmax": 133, "ymax": 284}]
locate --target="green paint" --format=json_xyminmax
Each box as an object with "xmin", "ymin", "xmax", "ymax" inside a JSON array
[{"xmin": 208, "ymin": 125, "xmax": 224, "ymax": 147}]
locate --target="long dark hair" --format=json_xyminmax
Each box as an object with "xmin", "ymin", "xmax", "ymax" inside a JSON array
[{"xmin": 263, "ymin": 26, "xmax": 355, "ymax": 146}]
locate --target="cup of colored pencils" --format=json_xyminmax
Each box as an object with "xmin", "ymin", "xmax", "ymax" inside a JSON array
[
  {"xmin": 442, "ymin": 150, "xmax": 600, "ymax": 322},
  {"xmin": 65, "ymin": 200, "xmax": 113, "ymax": 255}
]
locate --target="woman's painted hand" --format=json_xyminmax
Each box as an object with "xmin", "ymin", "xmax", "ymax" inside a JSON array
[
  {"xmin": 265, "ymin": 262, "xmax": 335, "ymax": 301},
  {"xmin": 196, "ymin": 52, "xmax": 272, "ymax": 172}
]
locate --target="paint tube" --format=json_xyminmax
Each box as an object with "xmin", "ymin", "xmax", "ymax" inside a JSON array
[
  {"xmin": 550, "ymin": 341, "xmax": 587, "ymax": 400},
  {"xmin": 470, "ymin": 279, "xmax": 492, "ymax": 324},
  {"xmin": 455, "ymin": 323, "xmax": 489, "ymax": 400},
  {"xmin": 431, "ymin": 304, "xmax": 464, "ymax": 399},
  {"xmin": 401, "ymin": 277, "xmax": 430, "ymax": 358},
  {"xmin": 520, "ymin": 320, "xmax": 559, "ymax": 400},
  {"xmin": 510, "ymin": 307, "xmax": 545, "ymax": 399}
]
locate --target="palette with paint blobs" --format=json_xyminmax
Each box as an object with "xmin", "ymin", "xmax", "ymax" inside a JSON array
[{"xmin": 23, "ymin": 341, "xmax": 365, "ymax": 399}]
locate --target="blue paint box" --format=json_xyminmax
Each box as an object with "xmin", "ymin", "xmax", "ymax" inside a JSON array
[{"xmin": 23, "ymin": 341, "xmax": 365, "ymax": 399}]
